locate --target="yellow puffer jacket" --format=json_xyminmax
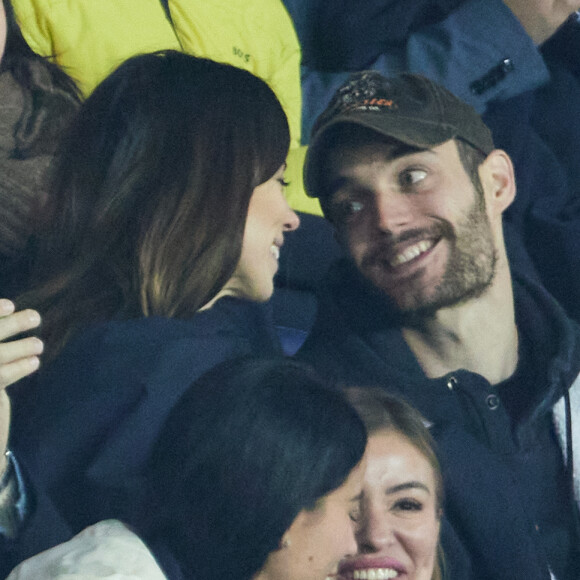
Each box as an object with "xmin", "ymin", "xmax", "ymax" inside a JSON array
[{"xmin": 12, "ymin": 0, "xmax": 321, "ymax": 214}]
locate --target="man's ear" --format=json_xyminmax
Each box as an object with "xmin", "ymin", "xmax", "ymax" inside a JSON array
[{"xmin": 479, "ymin": 149, "xmax": 516, "ymax": 215}]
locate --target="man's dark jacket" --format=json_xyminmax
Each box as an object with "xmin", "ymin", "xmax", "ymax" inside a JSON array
[{"xmin": 298, "ymin": 260, "xmax": 580, "ymax": 580}]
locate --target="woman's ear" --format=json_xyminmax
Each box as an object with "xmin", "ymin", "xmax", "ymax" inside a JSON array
[{"xmin": 479, "ymin": 149, "xmax": 516, "ymax": 216}]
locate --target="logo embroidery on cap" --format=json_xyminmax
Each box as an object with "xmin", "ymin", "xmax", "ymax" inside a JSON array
[
  {"xmin": 358, "ymin": 97, "xmax": 397, "ymax": 110},
  {"xmin": 321, "ymin": 71, "xmax": 398, "ymax": 121}
]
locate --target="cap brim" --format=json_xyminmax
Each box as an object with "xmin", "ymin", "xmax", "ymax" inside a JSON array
[
  {"xmin": 318, "ymin": 110, "xmax": 458, "ymax": 150},
  {"xmin": 304, "ymin": 112, "xmax": 457, "ymax": 200}
]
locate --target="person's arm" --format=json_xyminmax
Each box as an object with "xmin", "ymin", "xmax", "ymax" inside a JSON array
[
  {"xmin": 0, "ymin": 451, "xmax": 28, "ymax": 539},
  {"xmin": 396, "ymin": 0, "xmax": 551, "ymax": 109},
  {"xmin": 503, "ymin": 0, "xmax": 580, "ymax": 45}
]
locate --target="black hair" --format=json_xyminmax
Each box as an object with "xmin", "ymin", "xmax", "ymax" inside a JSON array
[
  {"xmin": 455, "ymin": 138, "xmax": 487, "ymax": 206},
  {"xmin": 140, "ymin": 357, "xmax": 367, "ymax": 580}
]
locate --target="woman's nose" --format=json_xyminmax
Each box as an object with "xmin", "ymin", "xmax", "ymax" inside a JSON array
[
  {"xmin": 356, "ymin": 508, "xmax": 394, "ymax": 554},
  {"xmin": 283, "ymin": 205, "xmax": 300, "ymax": 231}
]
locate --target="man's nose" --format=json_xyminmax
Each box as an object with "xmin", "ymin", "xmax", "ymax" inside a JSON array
[{"xmin": 375, "ymin": 189, "xmax": 414, "ymax": 234}]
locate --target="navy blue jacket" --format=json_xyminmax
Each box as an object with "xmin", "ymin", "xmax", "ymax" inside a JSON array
[
  {"xmin": 298, "ymin": 261, "xmax": 580, "ymax": 580},
  {"xmin": 8, "ymin": 298, "xmax": 281, "ymax": 552},
  {"xmin": 0, "ymin": 460, "xmax": 71, "ymax": 579}
]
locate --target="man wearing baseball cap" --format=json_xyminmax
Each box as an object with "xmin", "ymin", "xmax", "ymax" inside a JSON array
[{"xmin": 298, "ymin": 72, "xmax": 580, "ymax": 579}]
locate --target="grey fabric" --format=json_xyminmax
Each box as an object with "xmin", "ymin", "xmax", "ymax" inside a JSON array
[{"xmin": 0, "ymin": 71, "xmax": 51, "ymax": 259}]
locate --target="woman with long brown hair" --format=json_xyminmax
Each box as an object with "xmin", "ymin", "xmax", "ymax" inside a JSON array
[{"xmin": 10, "ymin": 49, "xmax": 299, "ymax": 537}]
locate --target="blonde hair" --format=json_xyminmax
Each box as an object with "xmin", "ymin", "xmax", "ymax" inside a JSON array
[{"xmin": 344, "ymin": 387, "xmax": 445, "ymax": 580}]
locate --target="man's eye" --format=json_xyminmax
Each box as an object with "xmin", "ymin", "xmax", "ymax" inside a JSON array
[
  {"xmin": 346, "ymin": 200, "xmax": 364, "ymax": 213},
  {"xmin": 332, "ymin": 199, "xmax": 365, "ymax": 221},
  {"xmin": 400, "ymin": 169, "xmax": 427, "ymax": 187}
]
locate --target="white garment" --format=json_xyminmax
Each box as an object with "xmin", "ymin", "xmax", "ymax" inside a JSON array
[
  {"xmin": 553, "ymin": 374, "xmax": 580, "ymax": 508},
  {"xmin": 7, "ymin": 519, "xmax": 168, "ymax": 580},
  {"xmin": 552, "ymin": 374, "xmax": 580, "ymax": 580}
]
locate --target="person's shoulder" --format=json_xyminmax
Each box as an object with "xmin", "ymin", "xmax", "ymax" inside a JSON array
[
  {"xmin": 21, "ymin": 317, "xmax": 211, "ymax": 414},
  {"xmin": 67, "ymin": 303, "xmax": 276, "ymax": 386},
  {"xmin": 512, "ymin": 272, "xmax": 580, "ymax": 374},
  {"xmin": 31, "ymin": 303, "xmax": 277, "ymax": 410},
  {"xmin": 45, "ymin": 317, "xmax": 197, "ymax": 375},
  {"xmin": 61, "ymin": 310, "xmax": 246, "ymax": 355}
]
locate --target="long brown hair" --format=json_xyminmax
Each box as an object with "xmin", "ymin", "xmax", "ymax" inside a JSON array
[{"xmin": 19, "ymin": 51, "xmax": 290, "ymax": 360}]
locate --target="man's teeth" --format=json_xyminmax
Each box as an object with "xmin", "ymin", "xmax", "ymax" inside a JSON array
[
  {"xmin": 270, "ymin": 245, "xmax": 280, "ymax": 260},
  {"xmin": 390, "ymin": 240, "xmax": 432, "ymax": 266},
  {"xmin": 353, "ymin": 569, "xmax": 399, "ymax": 579}
]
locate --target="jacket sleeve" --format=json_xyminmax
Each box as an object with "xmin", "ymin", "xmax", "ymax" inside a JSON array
[{"xmin": 0, "ymin": 453, "xmax": 73, "ymax": 578}]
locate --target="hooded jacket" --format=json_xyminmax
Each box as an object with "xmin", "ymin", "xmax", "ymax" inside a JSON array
[
  {"xmin": 7, "ymin": 297, "xmax": 281, "ymax": 566},
  {"xmin": 298, "ymin": 260, "xmax": 580, "ymax": 580}
]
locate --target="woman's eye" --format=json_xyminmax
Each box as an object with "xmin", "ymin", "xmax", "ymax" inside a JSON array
[
  {"xmin": 277, "ymin": 178, "xmax": 290, "ymax": 187},
  {"xmin": 393, "ymin": 498, "xmax": 423, "ymax": 512},
  {"xmin": 400, "ymin": 168, "xmax": 427, "ymax": 187},
  {"xmin": 349, "ymin": 505, "xmax": 362, "ymax": 523}
]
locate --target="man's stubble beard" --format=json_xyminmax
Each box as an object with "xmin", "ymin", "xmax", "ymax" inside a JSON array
[{"xmin": 362, "ymin": 197, "xmax": 498, "ymax": 320}]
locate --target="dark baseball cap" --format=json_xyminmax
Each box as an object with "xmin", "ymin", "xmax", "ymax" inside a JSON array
[{"xmin": 304, "ymin": 71, "xmax": 494, "ymax": 201}]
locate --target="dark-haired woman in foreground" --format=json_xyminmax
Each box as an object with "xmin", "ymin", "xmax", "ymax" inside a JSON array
[
  {"xmin": 9, "ymin": 357, "xmax": 367, "ymax": 580},
  {"xmin": 10, "ymin": 50, "xmax": 299, "ymax": 534}
]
